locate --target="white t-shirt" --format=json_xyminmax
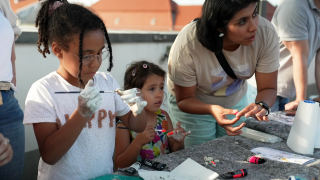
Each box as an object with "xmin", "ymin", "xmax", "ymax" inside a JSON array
[
  {"xmin": 0, "ymin": 9, "xmax": 14, "ymax": 82},
  {"xmin": 168, "ymin": 16, "xmax": 279, "ymax": 108},
  {"xmin": 23, "ymin": 72, "xmax": 130, "ymax": 180}
]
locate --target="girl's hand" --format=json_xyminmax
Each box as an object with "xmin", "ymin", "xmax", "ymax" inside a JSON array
[
  {"xmin": 135, "ymin": 125, "xmax": 155, "ymax": 146},
  {"xmin": 168, "ymin": 122, "xmax": 190, "ymax": 142},
  {"xmin": 210, "ymin": 105, "xmax": 245, "ymax": 136},
  {"xmin": 236, "ymin": 103, "xmax": 269, "ymax": 122},
  {"xmin": 0, "ymin": 134, "xmax": 13, "ymax": 167},
  {"xmin": 117, "ymin": 88, "xmax": 147, "ymax": 116},
  {"xmin": 78, "ymin": 79, "xmax": 102, "ymax": 118}
]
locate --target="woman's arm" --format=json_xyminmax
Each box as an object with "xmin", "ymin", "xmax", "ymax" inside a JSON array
[
  {"xmin": 255, "ymin": 70, "xmax": 278, "ymax": 107},
  {"xmin": 33, "ymin": 108, "xmax": 89, "ymax": 165},
  {"xmin": 114, "ymin": 123, "xmax": 145, "ymax": 169},
  {"xmin": 174, "ymin": 84, "xmax": 244, "ymax": 136},
  {"xmin": 314, "ymin": 48, "xmax": 320, "ymax": 102},
  {"xmin": 164, "ymin": 111, "xmax": 184, "ymax": 152},
  {"xmin": 283, "ymin": 40, "xmax": 309, "ymax": 110},
  {"xmin": 11, "ymin": 40, "xmax": 16, "ymax": 86}
]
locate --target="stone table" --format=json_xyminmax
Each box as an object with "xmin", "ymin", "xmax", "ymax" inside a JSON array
[
  {"xmin": 244, "ymin": 118, "xmax": 320, "ymax": 169},
  {"xmin": 115, "ymin": 118, "xmax": 320, "ymax": 179}
]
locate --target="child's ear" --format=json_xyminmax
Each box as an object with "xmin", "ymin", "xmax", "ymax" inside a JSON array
[{"xmin": 52, "ymin": 42, "xmax": 63, "ymax": 59}]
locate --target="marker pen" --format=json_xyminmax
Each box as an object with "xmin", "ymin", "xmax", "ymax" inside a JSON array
[
  {"xmin": 220, "ymin": 169, "xmax": 248, "ymax": 179},
  {"xmin": 246, "ymin": 156, "xmax": 266, "ymax": 164},
  {"xmin": 167, "ymin": 130, "xmax": 191, "ymax": 136},
  {"xmin": 167, "ymin": 131, "xmax": 175, "ymax": 136},
  {"xmin": 155, "ymin": 129, "xmax": 166, "ymax": 133},
  {"xmin": 124, "ymin": 161, "xmax": 142, "ymax": 174},
  {"xmin": 142, "ymin": 158, "xmax": 166, "ymax": 171}
]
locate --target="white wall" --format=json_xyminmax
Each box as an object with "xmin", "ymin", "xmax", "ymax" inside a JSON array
[{"xmin": 15, "ymin": 42, "xmax": 172, "ymax": 152}]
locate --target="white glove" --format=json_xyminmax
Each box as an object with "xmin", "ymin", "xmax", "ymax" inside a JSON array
[
  {"xmin": 78, "ymin": 79, "xmax": 102, "ymax": 118},
  {"xmin": 116, "ymin": 88, "xmax": 147, "ymax": 115}
]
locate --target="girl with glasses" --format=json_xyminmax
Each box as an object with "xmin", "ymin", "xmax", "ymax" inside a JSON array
[{"xmin": 23, "ymin": 0, "xmax": 147, "ymax": 179}]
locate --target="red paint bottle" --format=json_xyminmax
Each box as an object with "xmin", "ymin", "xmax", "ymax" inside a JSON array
[
  {"xmin": 247, "ymin": 156, "xmax": 266, "ymax": 164},
  {"xmin": 221, "ymin": 169, "xmax": 248, "ymax": 179}
]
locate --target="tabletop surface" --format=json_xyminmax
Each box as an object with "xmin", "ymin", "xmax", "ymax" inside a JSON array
[{"xmin": 113, "ymin": 118, "xmax": 320, "ymax": 180}]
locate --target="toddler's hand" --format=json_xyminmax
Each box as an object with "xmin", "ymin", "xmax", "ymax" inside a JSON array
[
  {"xmin": 78, "ymin": 79, "xmax": 102, "ymax": 118},
  {"xmin": 116, "ymin": 88, "xmax": 147, "ymax": 116},
  {"xmin": 135, "ymin": 125, "xmax": 155, "ymax": 146},
  {"xmin": 0, "ymin": 133, "xmax": 13, "ymax": 167},
  {"xmin": 168, "ymin": 122, "xmax": 191, "ymax": 143}
]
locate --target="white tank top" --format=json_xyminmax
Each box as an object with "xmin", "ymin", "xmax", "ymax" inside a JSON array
[{"xmin": 0, "ymin": 9, "xmax": 14, "ymax": 82}]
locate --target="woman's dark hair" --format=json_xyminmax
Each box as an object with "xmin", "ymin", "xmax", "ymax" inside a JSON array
[
  {"xmin": 35, "ymin": 0, "xmax": 113, "ymax": 87},
  {"xmin": 124, "ymin": 61, "xmax": 166, "ymax": 90},
  {"xmin": 196, "ymin": 0, "xmax": 259, "ymax": 53}
]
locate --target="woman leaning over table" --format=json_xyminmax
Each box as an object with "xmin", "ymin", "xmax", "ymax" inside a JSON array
[
  {"xmin": 167, "ymin": 0, "xmax": 279, "ymax": 148},
  {"xmin": 0, "ymin": 0, "xmax": 24, "ymax": 179}
]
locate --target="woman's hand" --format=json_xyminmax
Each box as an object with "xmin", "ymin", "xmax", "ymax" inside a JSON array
[
  {"xmin": 313, "ymin": 96, "xmax": 320, "ymax": 103},
  {"xmin": 135, "ymin": 125, "xmax": 155, "ymax": 146},
  {"xmin": 236, "ymin": 103, "xmax": 269, "ymax": 121},
  {"xmin": 285, "ymin": 100, "xmax": 300, "ymax": 111},
  {"xmin": 210, "ymin": 105, "xmax": 245, "ymax": 136},
  {"xmin": 11, "ymin": 76, "xmax": 16, "ymax": 87},
  {"xmin": 168, "ymin": 122, "xmax": 191, "ymax": 143},
  {"xmin": 0, "ymin": 133, "xmax": 13, "ymax": 167}
]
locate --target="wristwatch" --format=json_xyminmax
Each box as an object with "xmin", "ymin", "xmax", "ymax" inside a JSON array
[{"xmin": 255, "ymin": 101, "xmax": 270, "ymax": 116}]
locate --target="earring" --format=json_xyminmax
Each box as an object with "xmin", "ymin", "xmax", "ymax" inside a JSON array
[{"xmin": 219, "ymin": 32, "xmax": 224, "ymax": 37}]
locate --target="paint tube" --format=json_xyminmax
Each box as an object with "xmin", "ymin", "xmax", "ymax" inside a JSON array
[
  {"xmin": 246, "ymin": 156, "xmax": 266, "ymax": 164},
  {"xmin": 142, "ymin": 158, "xmax": 166, "ymax": 171},
  {"xmin": 220, "ymin": 169, "xmax": 248, "ymax": 179},
  {"xmin": 124, "ymin": 161, "xmax": 142, "ymax": 174},
  {"xmin": 288, "ymin": 175, "xmax": 309, "ymax": 180}
]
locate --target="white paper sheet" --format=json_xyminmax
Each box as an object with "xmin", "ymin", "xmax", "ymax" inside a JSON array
[
  {"xmin": 171, "ymin": 158, "xmax": 219, "ymax": 180},
  {"xmin": 251, "ymin": 147, "xmax": 315, "ymax": 165},
  {"xmin": 287, "ymin": 101, "xmax": 319, "ymax": 155},
  {"xmin": 138, "ymin": 169, "xmax": 199, "ymax": 180},
  {"xmin": 268, "ymin": 112, "xmax": 295, "ymax": 125}
]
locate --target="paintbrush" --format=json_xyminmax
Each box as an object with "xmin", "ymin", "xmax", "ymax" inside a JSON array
[
  {"xmin": 55, "ymin": 90, "xmax": 118, "ymax": 94},
  {"xmin": 117, "ymin": 127, "xmax": 166, "ymax": 132}
]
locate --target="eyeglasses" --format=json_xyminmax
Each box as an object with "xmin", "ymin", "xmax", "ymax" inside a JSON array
[
  {"xmin": 73, "ymin": 48, "xmax": 110, "ymax": 66},
  {"xmin": 59, "ymin": 43, "xmax": 110, "ymax": 66}
]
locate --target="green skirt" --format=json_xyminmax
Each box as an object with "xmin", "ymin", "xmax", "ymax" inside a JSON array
[{"xmin": 169, "ymin": 93, "xmax": 249, "ymax": 148}]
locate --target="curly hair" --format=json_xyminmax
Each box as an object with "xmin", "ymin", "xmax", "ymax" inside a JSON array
[
  {"xmin": 35, "ymin": 0, "xmax": 113, "ymax": 87},
  {"xmin": 196, "ymin": 0, "xmax": 259, "ymax": 53},
  {"xmin": 124, "ymin": 61, "xmax": 166, "ymax": 90}
]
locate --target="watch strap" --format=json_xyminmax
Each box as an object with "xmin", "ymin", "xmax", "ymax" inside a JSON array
[{"xmin": 255, "ymin": 101, "xmax": 270, "ymax": 116}]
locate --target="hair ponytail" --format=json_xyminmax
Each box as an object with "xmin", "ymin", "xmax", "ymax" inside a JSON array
[{"xmin": 35, "ymin": 0, "xmax": 114, "ymax": 88}]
